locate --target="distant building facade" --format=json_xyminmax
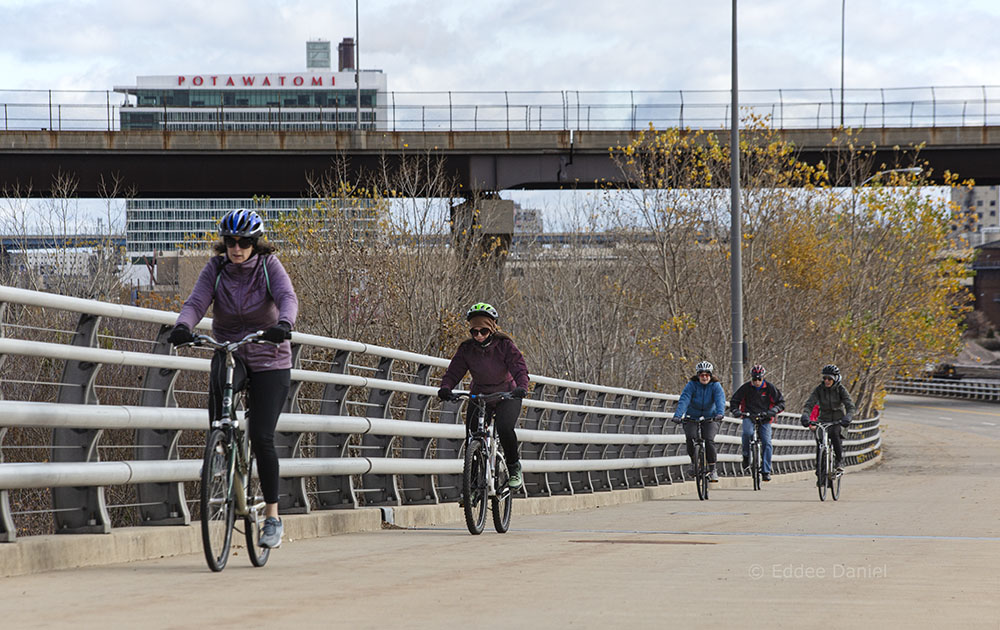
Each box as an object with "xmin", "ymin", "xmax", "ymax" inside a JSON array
[
  {"xmin": 972, "ymin": 239, "xmax": 1000, "ymax": 329},
  {"xmin": 114, "ymin": 39, "xmax": 387, "ymax": 131},
  {"xmin": 117, "ymin": 39, "xmax": 386, "ymax": 264},
  {"xmin": 952, "ymin": 185, "xmax": 1000, "ymax": 246}
]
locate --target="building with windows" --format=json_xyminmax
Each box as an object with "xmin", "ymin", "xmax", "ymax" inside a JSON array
[
  {"xmin": 114, "ymin": 39, "xmax": 387, "ymax": 131},
  {"xmin": 952, "ymin": 185, "xmax": 1000, "ymax": 246},
  {"xmin": 117, "ymin": 39, "xmax": 386, "ymax": 266}
]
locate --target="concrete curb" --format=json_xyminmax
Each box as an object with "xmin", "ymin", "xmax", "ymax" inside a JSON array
[{"xmin": 0, "ymin": 455, "xmax": 880, "ymax": 577}]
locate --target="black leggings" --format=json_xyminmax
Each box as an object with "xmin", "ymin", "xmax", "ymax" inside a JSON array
[
  {"xmin": 464, "ymin": 397, "xmax": 522, "ymax": 466},
  {"xmin": 820, "ymin": 425, "xmax": 845, "ymax": 461},
  {"xmin": 210, "ymin": 353, "xmax": 291, "ymax": 505},
  {"xmin": 683, "ymin": 419, "xmax": 719, "ymax": 465}
]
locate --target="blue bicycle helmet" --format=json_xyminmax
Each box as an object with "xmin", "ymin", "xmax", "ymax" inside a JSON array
[{"xmin": 219, "ymin": 209, "xmax": 265, "ymax": 238}]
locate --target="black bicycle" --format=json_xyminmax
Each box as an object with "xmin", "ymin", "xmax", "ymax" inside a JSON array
[
  {"xmin": 810, "ymin": 421, "xmax": 842, "ymax": 501},
  {"xmin": 677, "ymin": 416, "xmax": 711, "ymax": 500},
  {"xmin": 743, "ymin": 412, "xmax": 769, "ymax": 491},
  {"xmin": 181, "ymin": 331, "xmax": 276, "ymax": 571},
  {"xmin": 455, "ymin": 391, "xmax": 514, "ymax": 535}
]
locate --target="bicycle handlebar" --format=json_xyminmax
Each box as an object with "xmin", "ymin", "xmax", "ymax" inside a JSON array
[
  {"xmin": 176, "ymin": 330, "xmax": 278, "ymax": 353},
  {"xmin": 451, "ymin": 391, "xmax": 513, "ymax": 402}
]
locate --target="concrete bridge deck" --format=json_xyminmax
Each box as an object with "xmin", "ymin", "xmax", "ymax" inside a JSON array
[{"xmin": 1, "ymin": 395, "xmax": 998, "ymax": 629}]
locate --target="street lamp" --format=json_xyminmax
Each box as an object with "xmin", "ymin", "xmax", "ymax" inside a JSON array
[
  {"xmin": 730, "ymin": 0, "xmax": 743, "ymax": 391},
  {"xmin": 355, "ymin": 0, "xmax": 361, "ymax": 131},
  {"xmin": 840, "ymin": 0, "xmax": 845, "ymax": 127}
]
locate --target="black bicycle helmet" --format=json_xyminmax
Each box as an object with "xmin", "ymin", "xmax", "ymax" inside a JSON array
[{"xmin": 821, "ymin": 364, "xmax": 841, "ymax": 383}]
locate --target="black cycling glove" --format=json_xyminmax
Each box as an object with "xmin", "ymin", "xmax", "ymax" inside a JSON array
[
  {"xmin": 167, "ymin": 324, "xmax": 194, "ymax": 346},
  {"xmin": 261, "ymin": 321, "xmax": 292, "ymax": 343}
]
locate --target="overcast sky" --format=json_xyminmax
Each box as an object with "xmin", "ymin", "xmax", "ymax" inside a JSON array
[{"xmin": 2, "ymin": 0, "xmax": 998, "ymax": 93}]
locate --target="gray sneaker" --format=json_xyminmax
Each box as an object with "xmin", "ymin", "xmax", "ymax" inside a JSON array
[
  {"xmin": 708, "ymin": 469, "xmax": 720, "ymax": 483},
  {"xmin": 258, "ymin": 516, "xmax": 283, "ymax": 549},
  {"xmin": 507, "ymin": 462, "xmax": 523, "ymax": 489}
]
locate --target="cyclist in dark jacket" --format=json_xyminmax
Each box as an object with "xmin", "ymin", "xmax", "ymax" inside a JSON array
[
  {"xmin": 730, "ymin": 364, "xmax": 785, "ymax": 481},
  {"xmin": 672, "ymin": 360, "xmax": 726, "ymax": 482},
  {"xmin": 437, "ymin": 302, "xmax": 530, "ymax": 490},
  {"xmin": 168, "ymin": 209, "xmax": 298, "ymax": 550},
  {"xmin": 800, "ymin": 364, "xmax": 856, "ymax": 472}
]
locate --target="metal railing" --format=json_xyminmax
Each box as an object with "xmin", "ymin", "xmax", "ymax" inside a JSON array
[
  {"xmin": 888, "ymin": 377, "xmax": 1000, "ymax": 401},
  {"xmin": 2, "ymin": 86, "xmax": 1000, "ymax": 132},
  {"xmin": 0, "ymin": 285, "xmax": 881, "ymax": 542}
]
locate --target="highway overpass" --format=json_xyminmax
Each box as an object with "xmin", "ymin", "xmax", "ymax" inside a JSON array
[{"xmin": 1, "ymin": 127, "xmax": 999, "ymax": 197}]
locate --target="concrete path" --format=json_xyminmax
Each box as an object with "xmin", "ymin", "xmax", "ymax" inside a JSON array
[{"xmin": 1, "ymin": 394, "xmax": 998, "ymax": 629}]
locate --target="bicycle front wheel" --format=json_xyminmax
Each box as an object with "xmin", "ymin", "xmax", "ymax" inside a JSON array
[
  {"xmin": 817, "ymin": 447, "xmax": 828, "ymax": 502},
  {"xmin": 201, "ymin": 429, "xmax": 236, "ymax": 572},
  {"xmin": 491, "ymin": 454, "xmax": 513, "ymax": 534},
  {"xmin": 830, "ymin": 465, "xmax": 842, "ymax": 501},
  {"xmin": 751, "ymin": 440, "xmax": 762, "ymax": 491},
  {"xmin": 695, "ymin": 445, "xmax": 709, "ymax": 501},
  {"xmin": 243, "ymin": 453, "xmax": 270, "ymax": 567},
  {"xmin": 462, "ymin": 439, "xmax": 488, "ymax": 535}
]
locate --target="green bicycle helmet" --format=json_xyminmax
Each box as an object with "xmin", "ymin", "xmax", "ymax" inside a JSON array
[{"xmin": 466, "ymin": 302, "xmax": 498, "ymax": 321}]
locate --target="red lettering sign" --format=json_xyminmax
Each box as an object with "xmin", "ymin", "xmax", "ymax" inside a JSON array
[
  {"xmin": 279, "ymin": 76, "xmax": 286, "ymax": 86},
  {"xmin": 210, "ymin": 76, "xmax": 218, "ymax": 85},
  {"xmin": 192, "ymin": 76, "xmax": 203, "ymax": 86},
  {"xmin": 311, "ymin": 77, "xmax": 323, "ymax": 86},
  {"xmin": 177, "ymin": 76, "xmax": 185, "ymax": 86},
  {"xmin": 226, "ymin": 77, "xmax": 235, "ymax": 86},
  {"xmin": 293, "ymin": 76, "xmax": 304, "ymax": 86},
  {"xmin": 242, "ymin": 76, "xmax": 255, "ymax": 86},
  {"xmin": 262, "ymin": 77, "xmax": 271, "ymax": 86}
]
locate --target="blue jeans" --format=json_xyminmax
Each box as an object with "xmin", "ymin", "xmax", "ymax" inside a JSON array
[{"xmin": 742, "ymin": 418, "xmax": 773, "ymax": 475}]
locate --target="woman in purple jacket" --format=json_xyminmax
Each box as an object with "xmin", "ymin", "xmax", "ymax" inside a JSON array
[
  {"xmin": 167, "ymin": 209, "xmax": 298, "ymax": 550},
  {"xmin": 437, "ymin": 302, "xmax": 530, "ymax": 489}
]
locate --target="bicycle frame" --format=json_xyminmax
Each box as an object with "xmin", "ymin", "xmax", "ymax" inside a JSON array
[
  {"xmin": 182, "ymin": 330, "xmax": 276, "ymax": 570},
  {"xmin": 466, "ymin": 393, "xmax": 508, "ymax": 499}
]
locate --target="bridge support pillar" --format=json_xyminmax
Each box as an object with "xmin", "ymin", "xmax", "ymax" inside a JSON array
[
  {"xmin": 276, "ymin": 343, "xmax": 310, "ymax": 514},
  {"xmin": 134, "ymin": 324, "xmax": 189, "ymax": 527},
  {"xmin": 316, "ymin": 350, "xmax": 358, "ymax": 510},
  {"xmin": 399, "ymin": 364, "xmax": 438, "ymax": 505},
  {"xmin": 52, "ymin": 313, "xmax": 110, "ymax": 534}
]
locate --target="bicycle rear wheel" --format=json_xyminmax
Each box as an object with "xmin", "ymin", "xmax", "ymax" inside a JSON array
[
  {"xmin": 817, "ymin": 447, "xmax": 828, "ymax": 502},
  {"xmin": 491, "ymin": 454, "xmax": 513, "ymax": 533},
  {"xmin": 751, "ymin": 439, "xmax": 762, "ymax": 491},
  {"xmin": 243, "ymin": 452, "xmax": 271, "ymax": 567},
  {"xmin": 695, "ymin": 444, "xmax": 709, "ymax": 501},
  {"xmin": 462, "ymin": 439, "xmax": 488, "ymax": 535},
  {"xmin": 201, "ymin": 429, "xmax": 235, "ymax": 572}
]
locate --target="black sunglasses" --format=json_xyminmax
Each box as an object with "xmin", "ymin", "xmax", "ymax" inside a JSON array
[
  {"xmin": 469, "ymin": 327, "xmax": 492, "ymax": 337},
  {"xmin": 224, "ymin": 236, "xmax": 255, "ymax": 249}
]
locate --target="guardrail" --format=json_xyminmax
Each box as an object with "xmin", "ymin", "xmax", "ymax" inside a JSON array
[
  {"xmin": 1, "ymin": 85, "xmax": 999, "ymax": 131},
  {"xmin": 0, "ymin": 285, "xmax": 881, "ymax": 542},
  {"xmin": 888, "ymin": 377, "xmax": 1000, "ymax": 401}
]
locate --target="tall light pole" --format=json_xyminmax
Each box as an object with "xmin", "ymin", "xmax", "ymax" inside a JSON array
[
  {"xmin": 730, "ymin": 0, "xmax": 744, "ymax": 391},
  {"xmin": 355, "ymin": 0, "xmax": 361, "ymax": 131},
  {"xmin": 840, "ymin": 0, "xmax": 845, "ymax": 127}
]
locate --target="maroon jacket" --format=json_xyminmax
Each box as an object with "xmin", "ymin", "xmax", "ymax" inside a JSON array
[
  {"xmin": 439, "ymin": 335, "xmax": 529, "ymax": 394},
  {"xmin": 176, "ymin": 253, "xmax": 298, "ymax": 371}
]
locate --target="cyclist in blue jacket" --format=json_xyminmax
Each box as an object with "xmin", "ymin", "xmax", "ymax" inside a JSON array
[{"xmin": 672, "ymin": 360, "xmax": 726, "ymax": 482}]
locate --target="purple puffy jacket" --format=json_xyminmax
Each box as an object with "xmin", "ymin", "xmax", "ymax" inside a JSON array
[{"xmin": 176, "ymin": 253, "xmax": 298, "ymax": 371}]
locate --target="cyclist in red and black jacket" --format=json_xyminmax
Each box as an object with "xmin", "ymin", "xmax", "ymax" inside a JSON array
[{"xmin": 730, "ymin": 364, "xmax": 785, "ymax": 481}]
